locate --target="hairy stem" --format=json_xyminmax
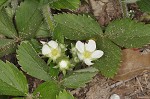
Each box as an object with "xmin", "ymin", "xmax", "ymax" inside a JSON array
[
  {"xmin": 42, "ymin": 5, "xmax": 55, "ymax": 33},
  {"xmin": 119, "ymin": 0, "xmax": 128, "ymax": 17}
]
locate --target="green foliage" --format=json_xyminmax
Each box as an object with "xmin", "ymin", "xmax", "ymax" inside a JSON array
[
  {"xmin": 53, "ymin": 24, "xmax": 64, "ymax": 43},
  {"xmin": 17, "ymin": 41, "xmax": 51, "ymax": 81},
  {"xmin": 29, "ymin": 39, "xmax": 42, "ymax": 53},
  {"xmin": 36, "ymin": 22, "xmax": 50, "ymax": 38},
  {"xmin": 94, "ymin": 38, "xmax": 121, "ymax": 78},
  {"xmin": 62, "ymin": 72, "xmax": 97, "ymax": 88},
  {"xmin": 54, "ymin": 14, "xmax": 103, "ymax": 40},
  {"xmin": 106, "ymin": 18, "xmax": 150, "ymax": 48},
  {"xmin": 0, "ymin": 60, "xmax": 28, "ymax": 96},
  {"xmin": 56, "ymin": 90, "xmax": 74, "ymax": 99},
  {"xmin": 50, "ymin": 0, "xmax": 80, "ymax": 10},
  {"xmin": 0, "ymin": 8, "xmax": 17, "ymax": 38},
  {"xmin": 74, "ymin": 67, "xmax": 99, "ymax": 73},
  {"xmin": 49, "ymin": 63, "xmax": 59, "ymax": 77},
  {"xmin": 0, "ymin": 0, "xmax": 7, "ymax": 6},
  {"xmin": 16, "ymin": 0, "xmax": 43, "ymax": 40},
  {"xmin": 33, "ymin": 81, "xmax": 61, "ymax": 99},
  {"xmin": 137, "ymin": 0, "xmax": 150, "ymax": 13},
  {"xmin": 38, "ymin": 0, "xmax": 57, "ymax": 5},
  {"xmin": 0, "ymin": 0, "xmax": 9, "ymax": 10},
  {"xmin": 0, "ymin": 39, "xmax": 17, "ymax": 57}
]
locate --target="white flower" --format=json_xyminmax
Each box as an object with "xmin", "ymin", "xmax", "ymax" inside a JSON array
[
  {"xmin": 58, "ymin": 59, "xmax": 70, "ymax": 75},
  {"xmin": 75, "ymin": 40, "xmax": 104, "ymax": 66},
  {"xmin": 59, "ymin": 60, "xmax": 69, "ymax": 70},
  {"xmin": 110, "ymin": 94, "xmax": 120, "ymax": 99},
  {"xmin": 41, "ymin": 40, "xmax": 61, "ymax": 61}
]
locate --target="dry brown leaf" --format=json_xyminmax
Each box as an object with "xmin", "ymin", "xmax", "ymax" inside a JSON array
[{"xmin": 114, "ymin": 49, "xmax": 150, "ymax": 81}]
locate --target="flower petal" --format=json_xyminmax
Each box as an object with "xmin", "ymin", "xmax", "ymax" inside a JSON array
[
  {"xmin": 75, "ymin": 41, "xmax": 84, "ymax": 53},
  {"xmin": 42, "ymin": 45, "xmax": 51, "ymax": 55},
  {"xmin": 84, "ymin": 59, "xmax": 94, "ymax": 66},
  {"xmin": 85, "ymin": 40, "xmax": 96, "ymax": 52},
  {"xmin": 48, "ymin": 40, "xmax": 58, "ymax": 48},
  {"xmin": 77, "ymin": 53, "xmax": 84, "ymax": 60},
  {"xmin": 91, "ymin": 50, "xmax": 104, "ymax": 59},
  {"xmin": 40, "ymin": 41, "xmax": 46, "ymax": 45}
]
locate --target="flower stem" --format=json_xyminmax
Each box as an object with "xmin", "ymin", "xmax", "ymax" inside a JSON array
[
  {"xmin": 42, "ymin": 5, "xmax": 55, "ymax": 33},
  {"xmin": 119, "ymin": 0, "xmax": 128, "ymax": 18}
]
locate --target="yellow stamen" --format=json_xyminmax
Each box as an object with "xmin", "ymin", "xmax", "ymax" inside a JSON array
[
  {"xmin": 83, "ymin": 51, "xmax": 91, "ymax": 58},
  {"xmin": 51, "ymin": 49, "xmax": 59, "ymax": 56}
]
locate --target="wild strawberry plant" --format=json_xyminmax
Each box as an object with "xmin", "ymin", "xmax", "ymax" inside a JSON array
[{"xmin": 0, "ymin": 0, "xmax": 150, "ymax": 99}]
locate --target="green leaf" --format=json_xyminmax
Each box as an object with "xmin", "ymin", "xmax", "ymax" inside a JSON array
[
  {"xmin": 56, "ymin": 90, "xmax": 74, "ymax": 99},
  {"xmin": 74, "ymin": 67, "xmax": 99, "ymax": 73},
  {"xmin": 11, "ymin": 97, "xmax": 27, "ymax": 99},
  {"xmin": 50, "ymin": 0, "xmax": 80, "ymax": 10},
  {"xmin": 29, "ymin": 39, "xmax": 42, "ymax": 53},
  {"xmin": 17, "ymin": 41, "xmax": 51, "ymax": 81},
  {"xmin": 38, "ymin": 0, "xmax": 57, "ymax": 5},
  {"xmin": 0, "ymin": 0, "xmax": 10, "ymax": 10},
  {"xmin": 53, "ymin": 25, "xmax": 64, "ymax": 43},
  {"xmin": 0, "ymin": 61, "xmax": 28, "ymax": 96},
  {"xmin": 49, "ymin": 63, "xmax": 59, "ymax": 78},
  {"xmin": 33, "ymin": 81, "xmax": 61, "ymax": 99},
  {"xmin": 94, "ymin": 38, "xmax": 121, "ymax": 78},
  {"xmin": 62, "ymin": 72, "xmax": 97, "ymax": 88},
  {"xmin": 137, "ymin": 0, "xmax": 150, "ymax": 13},
  {"xmin": 0, "ymin": 8, "xmax": 17, "ymax": 38},
  {"xmin": 36, "ymin": 22, "xmax": 51, "ymax": 38},
  {"xmin": 0, "ymin": 0, "xmax": 8, "ymax": 7},
  {"xmin": 16, "ymin": 0, "xmax": 43, "ymax": 40},
  {"xmin": 54, "ymin": 14, "xmax": 103, "ymax": 40},
  {"xmin": 0, "ymin": 39, "xmax": 17, "ymax": 57},
  {"xmin": 105, "ymin": 18, "xmax": 150, "ymax": 48}
]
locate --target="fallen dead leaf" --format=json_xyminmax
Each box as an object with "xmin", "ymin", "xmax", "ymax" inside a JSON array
[{"xmin": 114, "ymin": 49, "xmax": 150, "ymax": 81}]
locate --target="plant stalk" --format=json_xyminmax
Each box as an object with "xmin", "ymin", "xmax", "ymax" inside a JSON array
[
  {"xmin": 42, "ymin": 5, "xmax": 55, "ymax": 33},
  {"xmin": 119, "ymin": 0, "xmax": 128, "ymax": 18}
]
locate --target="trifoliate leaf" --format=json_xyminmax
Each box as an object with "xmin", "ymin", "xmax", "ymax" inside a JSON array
[
  {"xmin": 33, "ymin": 81, "xmax": 61, "ymax": 99},
  {"xmin": 54, "ymin": 14, "xmax": 103, "ymax": 40},
  {"xmin": 0, "ymin": 8, "xmax": 17, "ymax": 38},
  {"xmin": 17, "ymin": 41, "xmax": 51, "ymax": 81},
  {"xmin": 56, "ymin": 90, "xmax": 74, "ymax": 99},
  {"xmin": 16, "ymin": 0, "xmax": 43, "ymax": 40},
  {"xmin": 0, "ymin": 61, "xmax": 28, "ymax": 96},
  {"xmin": 29, "ymin": 39, "xmax": 42, "ymax": 53},
  {"xmin": 36, "ymin": 22, "xmax": 50, "ymax": 38},
  {"xmin": 74, "ymin": 67, "xmax": 99, "ymax": 73},
  {"xmin": 0, "ymin": 39, "xmax": 17, "ymax": 57},
  {"xmin": 50, "ymin": 0, "xmax": 80, "ymax": 10},
  {"xmin": 0, "ymin": 0, "xmax": 7, "ymax": 6},
  {"xmin": 94, "ymin": 38, "xmax": 121, "ymax": 78},
  {"xmin": 38, "ymin": 0, "xmax": 58, "ymax": 6},
  {"xmin": 137, "ymin": 0, "xmax": 150, "ymax": 13},
  {"xmin": 62, "ymin": 72, "xmax": 97, "ymax": 88},
  {"xmin": 0, "ymin": 0, "xmax": 10, "ymax": 10},
  {"xmin": 105, "ymin": 18, "xmax": 150, "ymax": 48},
  {"xmin": 53, "ymin": 24, "xmax": 64, "ymax": 43}
]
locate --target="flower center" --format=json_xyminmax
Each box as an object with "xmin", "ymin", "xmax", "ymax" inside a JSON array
[
  {"xmin": 51, "ymin": 49, "xmax": 59, "ymax": 56},
  {"xmin": 83, "ymin": 51, "xmax": 91, "ymax": 58},
  {"xmin": 59, "ymin": 60, "xmax": 68, "ymax": 68}
]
